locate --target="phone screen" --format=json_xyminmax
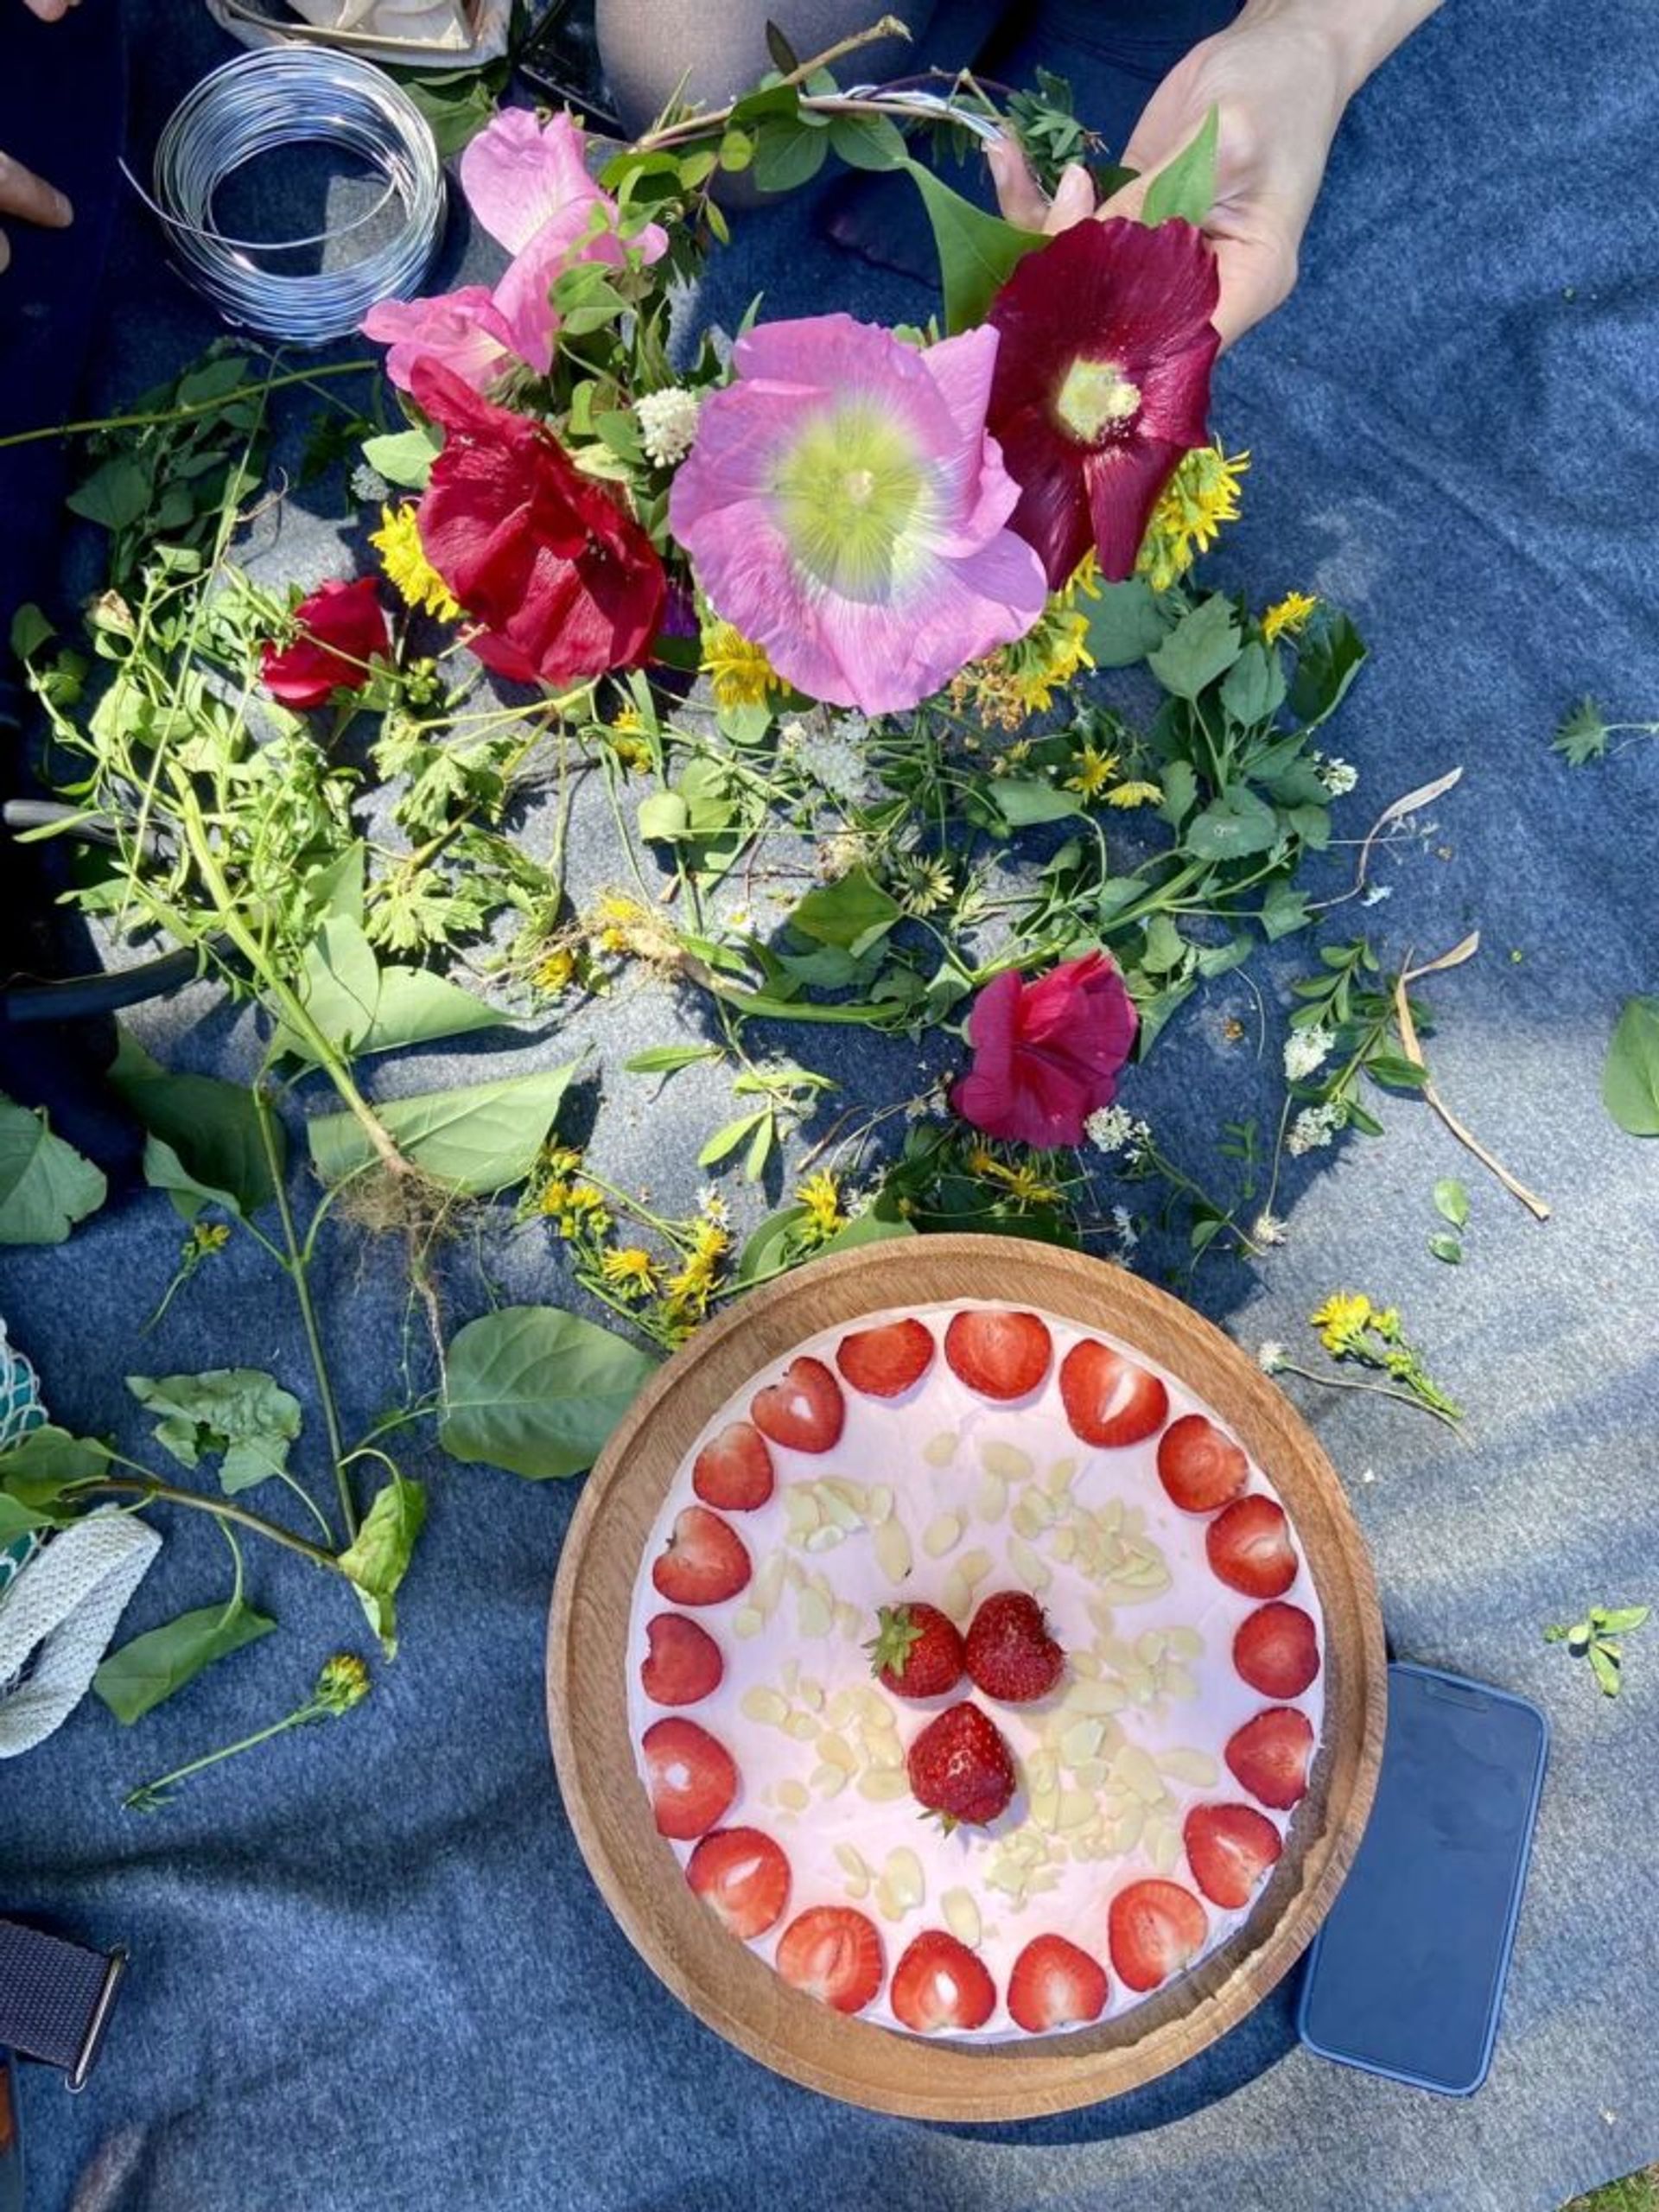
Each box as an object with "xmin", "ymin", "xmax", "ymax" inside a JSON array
[{"xmin": 1298, "ymin": 1662, "xmax": 1548, "ymax": 2095}]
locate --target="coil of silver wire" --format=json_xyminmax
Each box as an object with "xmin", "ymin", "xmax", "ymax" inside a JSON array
[{"xmin": 143, "ymin": 46, "xmax": 446, "ymax": 346}]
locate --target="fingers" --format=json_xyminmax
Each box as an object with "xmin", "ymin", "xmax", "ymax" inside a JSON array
[
  {"xmin": 1209, "ymin": 233, "xmax": 1298, "ymax": 349},
  {"xmin": 984, "ymin": 134, "xmax": 1050, "ymax": 232},
  {"xmin": 0, "ymin": 148, "xmax": 73, "ymax": 231},
  {"xmin": 22, "ymin": 0, "xmax": 80, "ymax": 19},
  {"xmin": 1046, "ymin": 163, "xmax": 1096, "ymax": 233}
]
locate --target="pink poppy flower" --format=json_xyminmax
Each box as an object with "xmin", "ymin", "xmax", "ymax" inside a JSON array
[
  {"xmin": 260, "ymin": 578, "xmax": 390, "ymax": 709},
  {"xmin": 669, "ymin": 314, "xmax": 1048, "ymax": 714},
  {"xmin": 365, "ymin": 109, "xmax": 667, "ymax": 394},
  {"xmin": 987, "ymin": 219, "xmax": 1220, "ymax": 588},
  {"xmin": 951, "ymin": 952, "xmax": 1138, "ymax": 1148}
]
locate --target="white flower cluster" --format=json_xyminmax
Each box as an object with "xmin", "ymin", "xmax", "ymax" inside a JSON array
[
  {"xmin": 1251, "ymin": 1211, "xmax": 1288, "ymax": 1247},
  {"xmin": 1110, "ymin": 1205, "xmax": 1139, "ymax": 1255},
  {"xmin": 1257, "ymin": 1341, "xmax": 1286, "ymax": 1372},
  {"xmin": 1085, "ymin": 1104, "xmax": 1152, "ymax": 1159},
  {"xmin": 1315, "ymin": 753, "xmax": 1358, "ymax": 797},
  {"xmin": 1287, "ymin": 1101, "xmax": 1344, "ymax": 1156},
  {"xmin": 695, "ymin": 1184, "xmax": 729, "ymax": 1226},
  {"xmin": 780, "ymin": 715, "xmax": 872, "ymax": 804},
  {"xmin": 634, "ymin": 385, "xmax": 702, "ymax": 469},
  {"xmin": 1282, "ymin": 1025, "xmax": 1333, "ymax": 1083},
  {"xmin": 350, "ymin": 462, "xmax": 390, "ymax": 503}
]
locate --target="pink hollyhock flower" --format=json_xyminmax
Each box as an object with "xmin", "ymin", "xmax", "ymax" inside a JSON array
[
  {"xmin": 668, "ymin": 313, "xmax": 1048, "ymax": 715},
  {"xmin": 986, "ymin": 219, "xmax": 1220, "ymax": 588},
  {"xmin": 951, "ymin": 952, "xmax": 1138, "ymax": 1148},
  {"xmin": 365, "ymin": 109, "xmax": 667, "ymax": 394},
  {"xmin": 411, "ymin": 359, "xmax": 665, "ymax": 689},
  {"xmin": 260, "ymin": 578, "xmax": 390, "ymax": 709}
]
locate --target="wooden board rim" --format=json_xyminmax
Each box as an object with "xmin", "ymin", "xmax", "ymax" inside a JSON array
[{"xmin": 548, "ymin": 1234, "xmax": 1387, "ymax": 2120}]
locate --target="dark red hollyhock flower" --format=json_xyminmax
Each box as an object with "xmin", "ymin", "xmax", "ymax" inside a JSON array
[
  {"xmin": 951, "ymin": 951, "xmax": 1138, "ymax": 1148},
  {"xmin": 986, "ymin": 218, "xmax": 1220, "ymax": 588},
  {"xmin": 260, "ymin": 578, "xmax": 390, "ymax": 709},
  {"xmin": 410, "ymin": 358, "xmax": 665, "ymax": 688}
]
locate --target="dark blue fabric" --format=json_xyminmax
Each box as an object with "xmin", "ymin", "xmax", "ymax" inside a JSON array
[{"xmin": 3, "ymin": 3, "xmax": 1657, "ymax": 2209}]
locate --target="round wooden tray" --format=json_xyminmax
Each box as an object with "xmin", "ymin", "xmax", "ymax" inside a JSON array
[{"xmin": 547, "ymin": 1235, "xmax": 1386, "ymax": 2120}]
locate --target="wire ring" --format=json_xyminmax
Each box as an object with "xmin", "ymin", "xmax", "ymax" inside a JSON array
[{"xmin": 143, "ymin": 48, "xmax": 446, "ymax": 346}]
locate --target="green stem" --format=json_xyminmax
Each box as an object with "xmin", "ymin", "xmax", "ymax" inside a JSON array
[
  {"xmin": 252, "ymin": 1083, "xmax": 357, "ymax": 1541},
  {"xmin": 76, "ymin": 1470, "xmax": 346, "ymax": 1572},
  {"xmin": 0, "ymin": 359, "xmax": 376, "ymax": 450},
  {"xmin": 1272, "ymin": 1360, "xmax": 1464, "ymax": 1435},
  {"xmin": 124, "ymin": 1701, "xmax": 327, "ymax": 1811}
]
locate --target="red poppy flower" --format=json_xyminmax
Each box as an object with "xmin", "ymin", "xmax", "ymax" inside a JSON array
[
  {"xmin": 951, "ymin": 952, "xmax": 1138, "ymax": 1148},
  {"xmin": 410, "ymin": 359, "xmax": 666, "ymax": 689},
  {"xmin": 260, "ymin": 578, "xmax": 390, "ymax": 709},
  {"xmin": 986, "ymin": 219, "xmax": 1220, "ymax": 588}
]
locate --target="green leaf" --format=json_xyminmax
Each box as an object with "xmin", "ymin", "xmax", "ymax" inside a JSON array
[
  {"xmin": 1289, "ymin": 612, "xmax": 1367, "ymax": 731},
  {"xmin": 1140, "ymin": 912, "xmax": 1188, "ymax": 976},
  {"xmin": 0, "ymin": 1095, "xmax": 107, "ymax": 1243},
  {"xmin": 820, "ymin": 1195, "xmax": 917, "ymax": 1254},
  {"xmin": 1595, "ymin": 1605, "xmax": 1650, "ymax": 1633},
  {"xmin": 1551, "ymin": 695, "xmax": 1610, "ymax": 766},
  {"xmin": 990, "ymin": 778, "xmax": 1084, "ymax": 829},
  {"xmin": 93, "ymin": 1598, "xmax": 276, "ymax": 1725},
  {"xmin": 337, "ymin": 1474, "xmax": 426, "ymax": 1654},
  {"xmin": 360, "ymin": 426, "xmax": 439, "ymax": 491},
  {"xmin": 698, "ymin": 1110, "xmax": 768, "ymax": 1168},
  {"xmin": 1148, "ymin": 594, "xmax": 1243, "ymax": 700},
  {"xmin": 1158, "ymin": 759, "xmax": 1198, "ymax": 828},
  {"xmin": 126, "ymin": 1370, "xmax": 302, "ymax": 1494},
  {"xmin": 1220, "ymin": 640, "xmax": 1287, "ymax": 727},
  {"xmin": 276, "ymin": 915, "xmax": 510, "ymax": 1064},
  {"xmin": 439, "ymin": 1306, "xmax": 658, "ymax": 1481},
  {"xmin": 67, "ymin": 454, "xmax": 151, "ymax": 532},
  {"xmin": 764, "ymin": 17, "xmax": 800, "ymax": 70},
  {"xmin": 1427, "ymin": 1232, "xmax": 1464, "ymax": 1265},
  {"xmin": 10, "ymin": 603, "xmax": 54, "ymax": 660},
  {"xmin": 830, "ymin": 111, "xmax": 908, "ymax": 171},
  {"xmin": 752, "ymin": 117, "xmax": 830, "ymax": 193},
  {"xmin": 745, "ymin": 1110, "xmax": 775, "ymax": 1181},
  {"xmin": 1603, "ymin": 996, "xmax": 1659, "ymax": 1136},
  {"xmin": 899, "ymin": 158, "xmax": 1046, "ymax": 334},
  {"xmin": 789, "ymin": 868, "xmax": 901, "ymax": 952},
  {"xmin": 1141, "ymin": 105, "xmax": 1219, "ymax": 226},
  {"xmin": 1259, "ymin": 883, "xmax": 1311, "ymax": 941},
  {"xmin": 624, "ymin": 1044, "xmax": 723, "ymax": 1077},
  {"xmin": 307, "ymin": 1065, "xmax": 575, "ymax": 1195},
  {"xmin": 1588, "ymin": 1642, "xmax": 1622, "ymax": 1697},
  {"xmin": 1433, "ymin": 1178, "xmax": 1471, "ymax": 1229},
  {"xmin": 109, "ymin": 1031, "xmax": 277, "ymax": 1217},
  {"xmin": 1363, "ymin": 1054, "xmax": 1429, "ymax": 1090},
  {"xmin": 0, "ymin": 1424, "xmax": 109, "ymax": 1494},
  {"xmin": 637, "ymin": 790, "xmax": 692, "ymax": 842},
  {"xmin": 737, "ymin": 1203, "xmax": 810, "ymax": 1283},
  {"xmin": 1082, "ymin": 579, "xmax": 1173, "ymax": 667},
  {"xmin": 1183, "ymin": 786, "xmax": 1281, "ymax": 861}
]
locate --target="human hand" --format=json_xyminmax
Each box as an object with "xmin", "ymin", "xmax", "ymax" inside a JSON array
[
  {"xmin": 988, "ymin": 0, "xmax": 1363, "ymax": 347},
  {"xmin": 2, "ymin": 0, "xmax": 79, "ymax": 272}
]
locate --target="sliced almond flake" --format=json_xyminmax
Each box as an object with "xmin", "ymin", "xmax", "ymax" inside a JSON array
[
  {"xmin": 861, "ymin": 1734, "xmax": 906, "ymax": 1773},
  {"xmin": 740, "ymin": 1686, "xmax": 790, "ymax": 1726},
  {"xmin": 873, "ymin": 1517, "xmax": 912, "ymax": 1585},
  {"xmin": 868, "ymin": 1484, "xmax": 895, "ymax": 1524},
  {"xmin": 1030, "ymin": 1786, "xmax": 1061, "ymax": 1830},
  {"xmin": 858, "ymin": 1770, "xmax": 909, "ymax": 1802},
  {"xmin": 1123, "ymin": 1669, "xmax": 1157, "ymax": 1705},
  {"xmin": 1065, "ymin": 1677, "xmax": 1127, "ymax": 1715},
  {"xmin": 940, "ymin": 1568, "xmax": 974, "ymax": 1622},
  {"xmin": 840, "ymin": 1867, "xmax": 870, "ymax": 1901},
  {"xmin": 784, "ymin": 1711, "xmax": 820, "ymax": 1742},
  {"xmin": 922, "ymin": 1510, "xmax": 964, "ymax": 1558},
  {"xmin": 874, "ymin": 1877, "xmax": 905, "ymax": 1923},
  {"xmin": 942, "ymin": 1888, "xmax": 982, "ymax": 1949},
  {"xmin": 784, "ymin": 1559, "xmax": 808, "ymax": 1589},
  {"xmin": 797, "ymin": 1589, "xmax": 833, "ymax": 1638},
  {"xmin": 1059, "ymin": 1718, "xmax": 1106, "ymax": 1766},
  {"xmin": 801, "ymin": 1524, "xmax": 846, "ymax": 1554},
  {"xmin": 1116, "ymin": 1744, "xmax": 1167, "ymax": 1805},
  {"xmin": 1050, "ymin": 1528, "xmax": 1078, "ymax": 1563},
  {"xmin": 975, "ymin": 1471, "xmax": 1008, "ymax": 1522},
  {"xmin": 1087, "ymin": 1595, "xmax": 1117, "ymax": 1637},
  {"xmin": 1024, "ymin": 1748, "xmax": 1058, "ymax": 1796},
  {"xmin": 818, "ymin": 1484, "xmax": 865, "ymax": 1534},
  {"xmin": 816, "ymin": 1731, "xmax": 857, "ymax": 1772},
  {"xmin": 776, "ymin": 1779, "xmax": 810, "ymax": 1812},
  {"xmin": 1163, "ymin": 1664, "xmax": 1199, "ymax": 1702},
  {"xmin": 1147, "ymin": 1820, "xmax": 1182, "ymax": 1874},
  {"xmin": 1072, "ymin": 1758, "xmax": 1109, "ymax": 1789},
  {"xmin": 1046, "ymin": 1455, "xmax": 1078, "ymax": 1495},
  {"xmin": 751, "ymin": 1555, "xmax": 786, "ymax": 1614},
  {"xmin": 885, "ymin": 1847, "xmax": 925, "ymax": 1909},
  {"xmin": 810, "ymin": 1764, "xmax": 849, "ymax": 1796},
  {"xmin": 827, "ymin": 1688, "xmax": 861, "ymax": 1728},
  {"xmin": 956, "ymin": 1546, "xmax": 994, "ymax": 1588},
  {"xmin": 834, "ymin": 1842, "xmax": 872, "ymax": 1880},
  {"xmin": 783, "ymin": 1488, "xmax": 823, "ymax": 1537},
  {"xmin": 1110, "ymin": 1803, "xmax": 1145, "ymax": 1854},
  {"xmin": 1058, "ymin": 1790, "xmax": 1096, "ymax": 1831},
  {"xmin": 1027, "ymin": 1866, "xmax": 1064, "ymax": 1894},
  {"xmin": 1135, "ymin": 1630, "xmax": 1167, "ymax": 1663},
  {"xmin": 979, "ymin": 1439, "xmax": 1034, "ymax": 1483},
  {"xmin": 1008, "ymin": 1536, "xmax": 1052, "ymax": 1593},
  {"xmin": 1166, "ymin": 1626, "xmax": 1204, "ymax": 1659},
  {"xmin": 921, "ymin": 1430, "xmax": 960, "ymax": 1469},
  {"xmin": 1158, "ymin": 1748, "xmax": 1220, "ymax": 1788},
  {"xmin": 731, "ymin": 1606, "xmax": 766, "ymax": 1640},
  {"xmin": 1070, "ymin": 1650, "xmax": 1103, "ymax": 1681},
  {"xmin": 1098, "ymin": 1498, "xmax": 1125, "ymax": 1534},
  {"xmin": 796, "ymin": 1678, "xmax": 824, "ymax": 1712},
  {"xmin": 835, "ymin": 1602, "xmax": 865, "ymax": 1642},
  {"xmin": 1011, "ymin": 1492, "xmax": 1054, "ymax": 1537}
]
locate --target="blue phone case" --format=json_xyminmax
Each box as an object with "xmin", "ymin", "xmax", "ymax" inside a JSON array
[{"xmin": 1295, "ymin": 1661, "xmax": 1548, "ymax": 2097}]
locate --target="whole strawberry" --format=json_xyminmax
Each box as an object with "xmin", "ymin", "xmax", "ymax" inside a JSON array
[
  {"xmin": 964, "ymin": 1591, "xmax": 1065, "ymax": 1703},
  {"xmin": 906, "ymin": 1700, "xmax": 1017, "ymax": 1829},
  {"xmin": 865, "ymin": 1603, "xmax": 965, "ymax": 1700}
]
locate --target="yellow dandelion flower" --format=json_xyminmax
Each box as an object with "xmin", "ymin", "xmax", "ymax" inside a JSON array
[
  {"xmin": 1135, "ymin": 445, "xmax": 1250, "ymax": 593},
  {"xmin": 967, "ymin": 1146, "xmax": 999, "ymax": 1177},
  {"xmin": 535, "ymin": 947, "xmax": 578, "ymax": 994},
  {"xmin": 700, "ymin": 620, "xmax": 788, "ymax": 711},
  {"xmin": 1065, "ymin": 743, "xmax": 1120, "ymax": 801},
  {"xmin": 796, "ymin": 1171, "xmax": 845, "ymax": 1238},
  {"xmin": 1310, "ymin": 1290, "xmax": 1374, "ymax": 1353},
  {"xmin": 969, "ymin": 1150, "xmax": 1059, "ymax": 1205},
  {"xmin": 370, "ymin": 504, "xmax": 461, "ymax": 621},
  {"xmin": 1105, "ymin": 779, "xmax": 1164, "ymax": 810},
  {"xmin": 1262, "ymin": 590, "xmax": 1319, "ymax": 644},
  {"xmin": 586, "ymin": 891, "xmax": 682, "ymax": 967},
  {"xmin": 1059, "ymin": 549, "xmax": 1102, "ymax": 607},
  {"xmin": 600, "ymin": 1246, "xmax": 658, "ymax": 1294}
]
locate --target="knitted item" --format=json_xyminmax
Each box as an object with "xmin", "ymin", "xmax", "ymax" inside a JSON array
[{"xmin": 0, "ymin": 1511, "xmax": 162, "ymax": 1756}]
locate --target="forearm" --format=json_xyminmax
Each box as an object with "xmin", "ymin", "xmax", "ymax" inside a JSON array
[{"xmin": 1235, "ymin": 0, "xmax": 1444, "ymax": 103}]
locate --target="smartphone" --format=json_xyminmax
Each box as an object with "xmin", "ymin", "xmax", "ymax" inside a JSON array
[
  {"xmin": 516, "ymin": 0, "xmax": 625, "ymax": 137},
  {"xmin": 1296, "ymin": 1662, "xmax": 1548, "ymax": 2097}
]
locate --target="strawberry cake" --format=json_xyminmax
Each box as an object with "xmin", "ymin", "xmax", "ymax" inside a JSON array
[{"xmin": 626, "ymin": 1301, "xmax": 1324, "ymax": 2041}]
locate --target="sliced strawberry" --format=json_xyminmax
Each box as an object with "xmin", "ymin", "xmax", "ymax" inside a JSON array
[
  {"xmin": 890, "ymin": 1929, "xmax": 996, "ymax": 2033},
  {"xmin": 692, "ymin": 1421, "xmax": 775, "ymax": 1511},
  {"xmin": 866, "ymin": 1602, "xmax": 965, "ymax": 1700},
  {"xmin": 686, "ymin": 1827, "xmax": 791, "ymax": 1939},
  {"xmin": 1058, "ymin": 1339, "xmax": 1169, "ymax": 1448},
  {"xmin": 963, "ymin": 1591, "xmax": 1065, "ymax": 1703},
  {"xmin": 1007, "ymin": 1933, "xmax": 1109, "ymax": 2034},
  {"xmin": 750, "ymin": 1356, "xmax": 845, "ymax": 1453},
  {"xmin": 641, "ymin": 1716, "xmax": 738, "ymax": 1839},
  {"xmin": 1156, "ymin": 1413, "xmax": 1249, "ymax": 1513},
  {"xmin": 774, "ymin": 1906, "xmax": 884, "ymax": 2015},
  {"xmin": 1183, "ymin": 1802, "xmax": 1283, "ymax": 1910},
  {"xmin": 944, "ymin": 1308, "xmax": 1052, "ymax": 1401},
  {"xmin": 836, "ymin": 1318, "xmax": 935, "ymax": 1399},
  {"xmin": 1205, "ymin": 1493, "xmax": 1298, "ymax": 1599},
  {"xmin": 1224, "ymin": 1707, "xmax": 1315, "ymax": 1811},
  {"xmin": 1233, "ymin": 1602, "xmax": 1320, "ymax": 1699},
  {"xmin": 651, "ymin": 1504, "xmax": 752, "ymax": 1606},
  {"xmin": 640, "ymin": 1612, "xmax": 723, "ymax": 1706},
  {"xmin": 1107, "ymin": 1879, "xmax": 1210, "ymax": 1993}
]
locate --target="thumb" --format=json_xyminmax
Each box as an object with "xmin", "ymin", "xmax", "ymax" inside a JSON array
[{"xmin": 984, "ymin": 133, "xmax": 1052, "ymax": 233}]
